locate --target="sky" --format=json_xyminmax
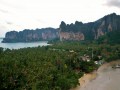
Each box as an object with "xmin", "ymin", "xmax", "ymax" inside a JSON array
[{"xmin": 0, "ymin": 0, "xmax": 120, "ymax": 37}]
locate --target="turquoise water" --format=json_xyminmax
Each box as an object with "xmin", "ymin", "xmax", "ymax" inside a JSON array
[{"xmin": 0, "ymin": 38, "xmax": 49, "ymax": 49}]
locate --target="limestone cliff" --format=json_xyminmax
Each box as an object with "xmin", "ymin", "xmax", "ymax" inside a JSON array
[
  {"xmin": 2, "ymin": 28, "xmax": 59, "ymax": 43},
  {"xmin": 2, "ymin": 13, "xmax": 120, "ymax": 43},
  {"xmin": 60, "ymin": 32, "xmax": 84, "ymax": 41},
  {"xmin": 60, "ymin": 13, "xmax": 120, "ymax": 41}
]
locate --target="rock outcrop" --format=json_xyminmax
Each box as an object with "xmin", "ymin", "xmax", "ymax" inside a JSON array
[
  {"xmin": 60, "ymin": 13, "xmax": 120, "ymax": 41},
  {"xmin": 60, "ymin": 32, "xmax": 84, "ymax": 41},
  {"xmin": 2, "ymin": 13, "xmax": 120, "ymax": 43},
  {"xmin": 2, "ymin": 28, "xmax": 59, "ymax": 43}
]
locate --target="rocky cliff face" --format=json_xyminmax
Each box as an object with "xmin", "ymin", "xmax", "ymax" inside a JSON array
[
  {"xmin": 2, "ymin": 28, "xmax": 59, "ymax": 43},
  {"xmin": 95, "ymin": 13, "xmax": 120, "ymax": 39},
  {"xmin": 2, "ymin": 13, "xmax": 120, "ymax": 43},
  {"xmin": 60, "ymin": 13, "xmax": 120, "ymax": 41},
  {"xmin": 60, "ymin": 32, "xmax": 84, "ymax": 41}
]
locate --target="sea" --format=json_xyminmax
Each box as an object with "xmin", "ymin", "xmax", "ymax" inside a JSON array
[{"xmin": 0, "ymin": 38, "xmax": 49, "ymax": 49}]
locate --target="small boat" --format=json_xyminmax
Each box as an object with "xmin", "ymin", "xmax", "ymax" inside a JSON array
[
  {"xmin": 112, "ymin": 64, "xmax": 120, "ymax": 68},
  {"xmin": 115, "ymin": 64, "xmax": 120, "ymax": 68}
]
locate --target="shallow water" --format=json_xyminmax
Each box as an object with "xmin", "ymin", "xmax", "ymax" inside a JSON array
[
  {"xmin": 80, "ymin": 61, "xmax": 120, "ymax": 90},
  {"xmin": 0, "ymin": 38, "xmax": 49, "ymax": 49}
]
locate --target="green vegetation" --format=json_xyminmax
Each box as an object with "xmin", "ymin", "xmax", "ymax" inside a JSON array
[
  {"xmin": 97, "ymin": 31, "xmax": 120, "ymax": 44},
  {"xmin": 0, "ymin": 42, "xmax": 120, "ymax": 90}
]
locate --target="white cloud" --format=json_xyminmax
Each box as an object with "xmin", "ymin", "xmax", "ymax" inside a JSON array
[{"xmin": 0, "ymin": 0, "xmax": 120, "ymax": 37}]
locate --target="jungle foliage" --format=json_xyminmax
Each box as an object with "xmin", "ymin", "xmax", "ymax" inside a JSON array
[{"xmin": 0, "ymin": 42, "xmax": 120, "ymax": 90}]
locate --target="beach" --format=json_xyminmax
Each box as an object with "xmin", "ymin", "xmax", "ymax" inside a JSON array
[{"xmin": 72, "ymin": 60, "xmax": 120, "ymax": 90}]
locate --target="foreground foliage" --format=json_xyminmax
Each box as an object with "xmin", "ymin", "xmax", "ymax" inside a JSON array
[{"xmin": 0, "ymin": 42, "xmax": 120, "ymax": 90}]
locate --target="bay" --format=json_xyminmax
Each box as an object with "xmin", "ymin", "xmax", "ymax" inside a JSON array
[{"xmin": 0, "ymin": 38, "xmax": 49, "ymax": 49}]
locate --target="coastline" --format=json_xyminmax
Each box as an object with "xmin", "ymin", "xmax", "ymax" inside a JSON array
[
  {"xmin": 71, "ymin": 72, "xmax": 97, "ymax": 90},
  {"xmin": 71, "ymin": 60, "xmax": 120, "ymax": 90}
]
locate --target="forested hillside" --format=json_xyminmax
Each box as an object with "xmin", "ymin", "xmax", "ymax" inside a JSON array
[
  {"xmin": 0, "ymin": 42, "xmax": 120, "ymax": 90},
  {"xmin": 97, "ymin": 30, "xmax": 120, "ymax": 44}
]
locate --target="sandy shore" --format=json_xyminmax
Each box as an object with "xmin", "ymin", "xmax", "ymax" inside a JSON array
[
  {"xmin": 71, "ymin": 72, "xmax": 97, "ymax": 90},
  {"xmin": 71, "ymin": 60, "xmax": 120, "ymax": 90}
]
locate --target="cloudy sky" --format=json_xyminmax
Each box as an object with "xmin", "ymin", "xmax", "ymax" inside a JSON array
[{"xmin": 0, "ymin": 0, "xmax": 120, "ymax": 37}]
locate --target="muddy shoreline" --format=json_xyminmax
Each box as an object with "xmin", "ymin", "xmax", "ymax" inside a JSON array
[{"xmin": 71, "ymin": 60, "xmax": 120, "ymax": 90}]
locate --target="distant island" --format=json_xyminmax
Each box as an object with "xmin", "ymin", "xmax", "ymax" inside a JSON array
[{"xmin": 2, "ymin": 13, "xmax": 120, "ymax": 44}]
